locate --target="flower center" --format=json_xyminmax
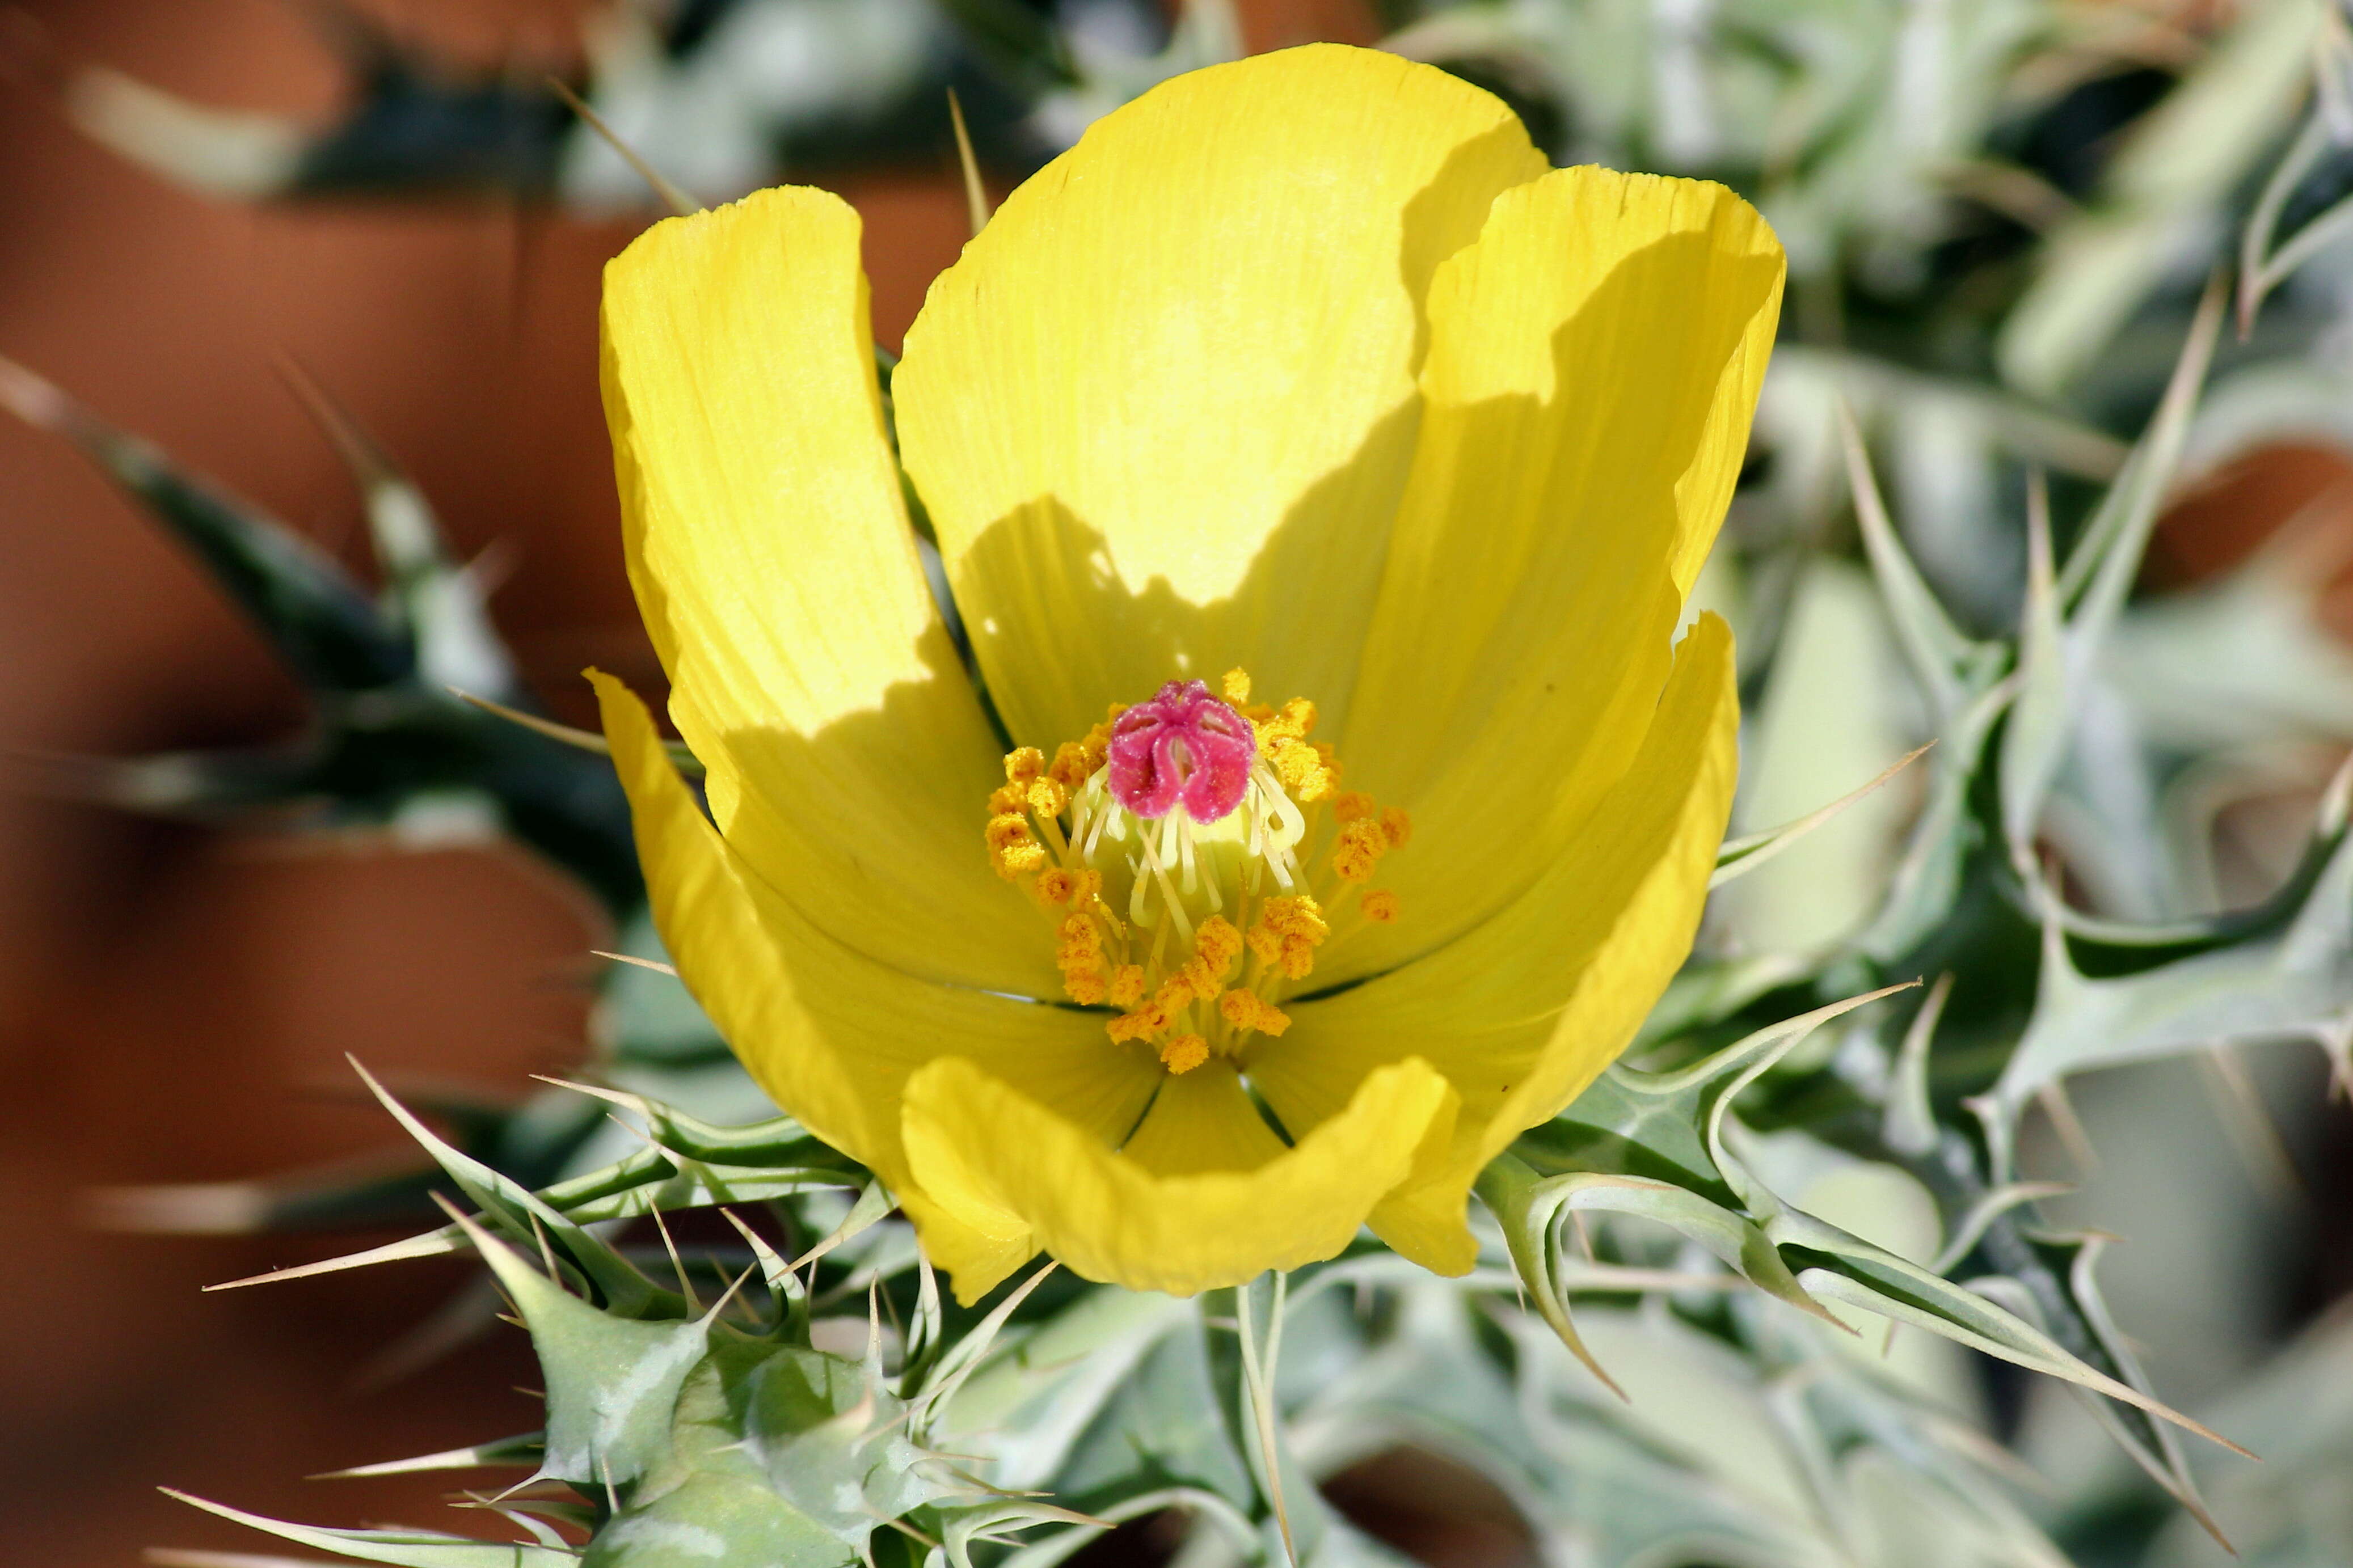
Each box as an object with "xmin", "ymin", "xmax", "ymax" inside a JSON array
[{"xmin": 982, "ymin": 669, "xmax": 1410, "ymax": 1077}]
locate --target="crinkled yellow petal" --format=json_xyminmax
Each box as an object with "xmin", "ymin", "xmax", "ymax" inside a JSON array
[
  {"xmin": 894, "ymin": 44, "xmax": 1546, "ymax": 751},
  {"xmin": 1253, "ymin": 615, "xmax": 1739, "ymax": 1274},
  {"xmin": 901, "ymin": 1054, "xmax": 1458, "ymax": 1303},
  {"xmin": 602, "ymin": 187, "xmax": 1052, "ymax": 995},
  {"xmin": 590, "ymin": 673, "xmax": 1160, "ymax": 1269},
  {"xmin": 1327, "ymin": 168, "xmax": 1781, "ymax": 986}
]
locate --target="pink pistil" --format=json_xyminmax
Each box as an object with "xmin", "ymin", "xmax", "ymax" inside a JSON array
[{"xmin": 1106, "ymin": 680, "xmax": 1257, "ymax": 822}]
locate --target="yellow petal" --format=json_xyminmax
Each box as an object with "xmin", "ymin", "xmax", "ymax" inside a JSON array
[
  {"xmin": 1328, "ymin": 168, "xmax": 1782, "ymax": 984},
  {"xmin": 591, "ymin": 672, "xmax": 1160, "ymax": 1260},
  {"xmin": 895, "ymin": 45, "xmax": 1547, "ymax": 750},
  {"xmin": 900, "ymin": 1054, "xmax": 1458, "ymax": 1303},
  {"xmin": 1253, "ymin": 614, "xmax": 1740, "ymax": 1273},
  {"xmin": 1120, "ymin": 1063, "xmax": 1289, "ymax": 1176},
  {"xmin": 602, "ymin": 187, "xmax": 1052, "ymax": 994}
]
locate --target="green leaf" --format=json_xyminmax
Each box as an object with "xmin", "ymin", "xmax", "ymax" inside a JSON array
[{"xmin": 444, "ymin": 1202, "xmax": 712, "ymax": 1487}]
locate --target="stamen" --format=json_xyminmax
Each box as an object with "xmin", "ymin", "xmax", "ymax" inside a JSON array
[
  {"xmin": 1160, "ymin": 1034, "xmax": 1210, "ymax": 1074},
  {"xmin": 980, "ymin": 668, "xmax": 1407, "ymax": 1076},
  {"xmin": 1332, "ymin": 819, "xmax": 1389, "ymax": 884}
]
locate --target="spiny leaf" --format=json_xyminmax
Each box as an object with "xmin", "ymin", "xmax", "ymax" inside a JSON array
[
  {"xmin": 356, "ymin": 1058, "xmax": 672, "ymax": 1315},
  {"xmin": 1476, "ymin": 1155, "xmax": 1829, "ymax": 1396},
  {"xmin": 160, "ymin": 1492, "xmax": 576, "ymax": 1568},
  {"xmin": 0, "ymin": 355, "xmax": 407, "ymax": 691},
  {"xmin": 437, "ymin": 1195, "xmax": 712, "ymax": 1488},
  {"xmin": 1978, "ymin": 822, "xmax": 2353, "ymax": 1170}
]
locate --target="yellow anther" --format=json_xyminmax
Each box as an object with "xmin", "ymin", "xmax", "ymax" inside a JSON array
[
  {"xmin": 1027, "ymin": 776, "xmax": 1069, "ymax": 818},
  {"xmin": 1277, "ymin": 935, "xmax": 1318, "ymax": 980},
  {"xmin": 1245, "ymin": 921, "xmax": 1282, "ymax": 964},
  {"xmin": 1153, "ymin": 979, "xmax": 1194, "ymax": 1021},
  {"xmin": 1218, "ymin": 989, "xmax": 1292, "ymax": 1038},
  {"xmin": 1048, "ymin": 741, "xmax": 1092, "ymax": 789},
  {"xmin": 1360, "ymin": 889, "xmax": 1400, "ymax": 923},
  {"xmin": 1080, "ymin": 723, "xmax": 1113, "ymax": 775},
  {"xmin": 1333, "ymin": 819, "xmax": 1388, "ymax": 883},
  {"xmin": 1056, "ymin": 912, "xmax": 1104, "ymax": 965},
  {"xmin": 1259, "ymin": 698, "xmax": 1317, "ymax": 743},
  {"xmin": 1108, "ymin": 1009, "xmax": 1156, "ymax": 1045},
  {"xmin": 986, "ymin": 813, "xmax": 1044, "ymax": 877},
  {"xmin": 1159, "ymin": 1034, "xmax": 1209, "ymax": 1074},
  {"xmin": 1222, "ymin": 668, "xmax": 1252, "ymax": 704},
  {"xmin": 1037, "ymin": 868, "xmax": 1078, "ymax": 905},
  {"xmin": 1071, "ymin": 868, "xmax": 1103, "ymax": 906},
  {"xmin": 1242, "ymin": 702, "xmax": 1275, "ymax": 723},
  {"xmin": 1312, "ymin": 741, "xmax": 1344, "ymax": 788},
  {"xmin": 1332, "ymin": 791, "xmax": 1376, "ymax": 824},
  {"xmin": 1108, "ymin": 965, "xmax": 1146, "ymax": 1010},
  {"xmin": 1380, "ymin": 806, "xmax": 1412, "ymax": 849},
  {"xmin": 1268, "ymin": 738, "xmax": 1333, "ymax": 802},
  {"xmin": 988, "ymin": 783, "xmax": 1027, "ymax": 816},
  {"xmin": 1005, "ymin": 747, "xmax": 1044, "ymax": 785},
  {"xmin": 1178, "ymin": 915, "xmax": 1239, "ymax": 997},
  {"xmin": 1064, "ymin": 969, "xmax": 1108, "ymax": 1005},
  {"xmin": 1260, "ymin": 895, "xmax": 1329, "ymax": 941},
  {"xmin": 1197, "ymin": 915, "xmax": 1241, "ymax": 959}
]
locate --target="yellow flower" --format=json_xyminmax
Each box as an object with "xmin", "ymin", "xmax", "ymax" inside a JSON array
[{"xmin": 589, "ymin": 44, "xmax": 1781, "ymax": 1303}]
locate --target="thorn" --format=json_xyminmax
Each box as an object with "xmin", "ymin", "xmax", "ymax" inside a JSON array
[
  {"xmin": 528, "ymin": 1210, "xmax": 561, "ymax": 1284},
  {"xmin": 545, "ymin": 74, "xmax": 697, "ymax": 217},
  {"xmin": 2036, "ymin": 1081, "xmax": 2100, "ymax": 1176},
  {"xmin": 649, "ymin": 1206, "xmax": 702, "ymax": 1313},
  {"xmin": 2196, "ymin": 1044, "xmax": 2307, "ymax": 1203},
  {"xmin": 946, "ymin": 87, "xmax": 989, "ymax": 238},
  {"xmin": 884, "ymin": 1518, "xmax": 942, "ymax": 1549},
  {"xmin": 528, "ymin": 1072, "xmax": 648, "ymax": 1112},
  {"xmin": 1711, "ymin": 741, "xmax": 1934, "ymax": 887},
  {"xmin": 0, "ymin": 349, "xmax": 78, "ymax": 431},
  {"xmin": 589, "ymin": 949, "xmax": 676, "ymax": 976},
  {"xmin": 449, "ymin": 687, "xmax": 612, "ymax": 755},
  {"xmin": 702, "ymin": 1257, "xmax": 760, "ymax": 1326},
  {"xmin": 271, "ymin": 351, "xmax": 395, "ymax": 492}
]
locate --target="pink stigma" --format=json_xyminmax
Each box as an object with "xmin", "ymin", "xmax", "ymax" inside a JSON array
[{"xmin": 1106, "ymin": 680, "xmax": 1256, "ymax": 822}]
